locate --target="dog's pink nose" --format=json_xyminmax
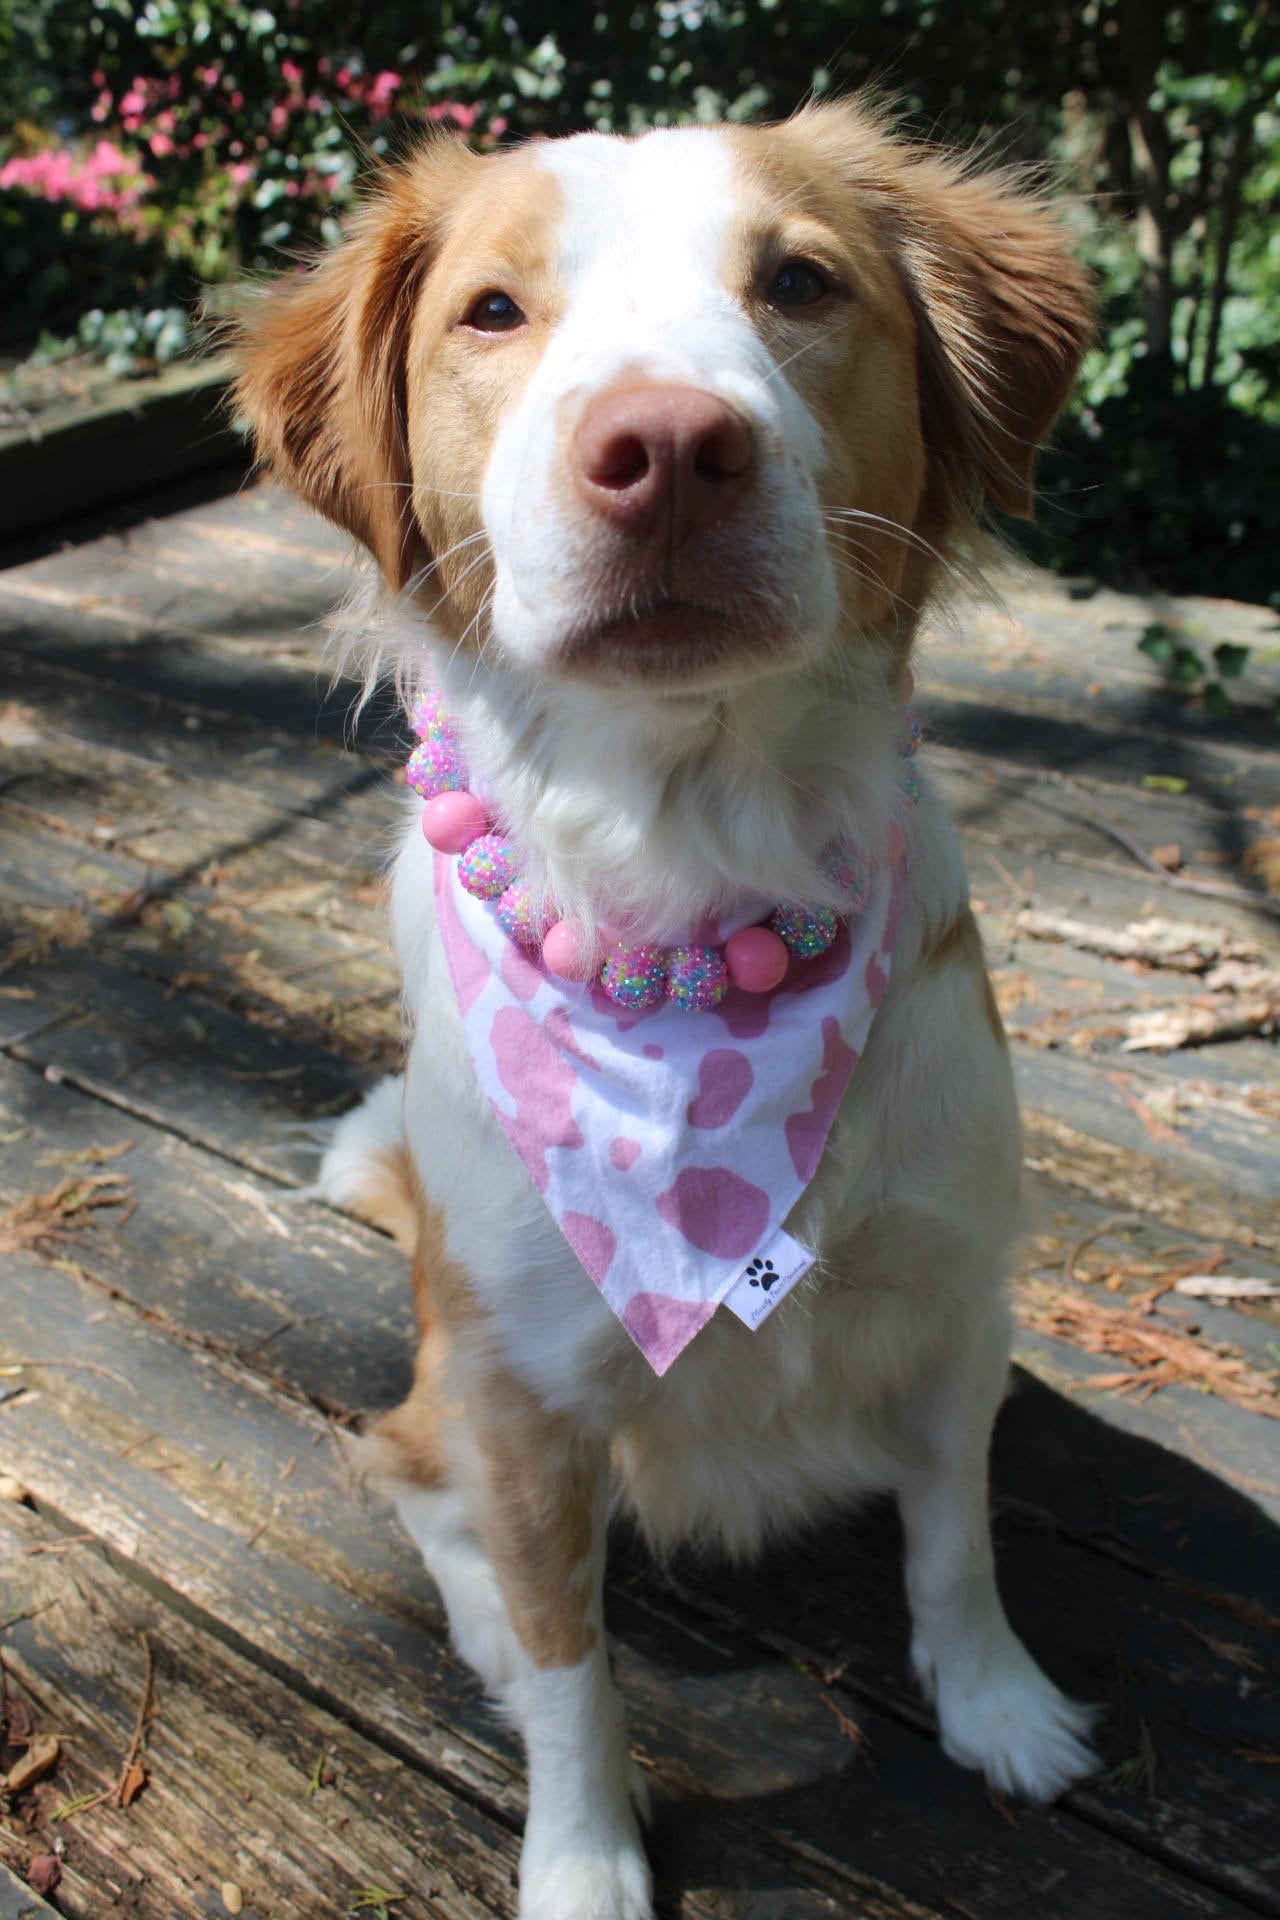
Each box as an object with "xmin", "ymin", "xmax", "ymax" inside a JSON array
[{"xmin": 572, "ymin": 386, "xmax": 754, "ymax": 543}]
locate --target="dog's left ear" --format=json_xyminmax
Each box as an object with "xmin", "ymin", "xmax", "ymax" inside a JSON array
[
  {"xmin": 802, "ymin": 103, "xmax": 1095, "ymax": 519},
  {"xmin": 231, "ymin": 139, "xmax": 478, "ymax": 588},
  {"xmin": 886, "ymin": 163, "xmax": 1096, "ymax": 519}
]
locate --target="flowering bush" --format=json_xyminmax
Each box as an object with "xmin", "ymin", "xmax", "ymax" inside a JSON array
[
  {"xmin": 0, "ymin": 0, "xmax": 512, "ymax": 346},
  {"xmin": 0, "ymin": 139, "xmax": 151, "ymax": 216}
]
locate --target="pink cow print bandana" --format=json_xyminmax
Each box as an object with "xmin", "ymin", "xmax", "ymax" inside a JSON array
[{"xmin": 436, "ymin": 851, "xmax": 905, "ymax": 1374}]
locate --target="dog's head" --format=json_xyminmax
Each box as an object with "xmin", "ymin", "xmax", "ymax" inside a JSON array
[{"xmin": 233, "ymin": 102, "xmax": 1091, "ymax": 697}]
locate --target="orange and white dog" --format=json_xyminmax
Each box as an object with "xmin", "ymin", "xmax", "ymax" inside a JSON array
[{"xmin": 235, "ymin": 101, "xmax": 1097, "ymax": 1920}]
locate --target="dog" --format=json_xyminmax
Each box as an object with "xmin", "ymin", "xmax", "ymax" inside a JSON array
[{"xmin": 233, "ymin": 98, "xmax": 1098, "ymax": 1920}]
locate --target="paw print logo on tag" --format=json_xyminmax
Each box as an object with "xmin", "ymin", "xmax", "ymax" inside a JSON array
[{"xmin": 746, "ymin": 1256, "xmax": 778, "ymax": 1292}]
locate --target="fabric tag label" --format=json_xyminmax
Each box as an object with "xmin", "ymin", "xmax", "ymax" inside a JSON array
[{"xmin": 721, "ymin": 1229, "xmax": 815, "ymax": 1331}]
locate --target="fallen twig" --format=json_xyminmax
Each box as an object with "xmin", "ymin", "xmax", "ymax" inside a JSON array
[
  {"xmin": 818, "ymin": 1691, "xmax": 878, "ymax": 1775},
  {"xmin": 1063, "ymin": 1215, "xmax": 1144, "ymax": 1286},
  {"xmin": 1014, "ymin": 910, "xmax": 1264, "ymax": 973},
  {"xmin": 1122, "ymin": 989, "xmax": 1279, "ymax": 1052},
  {"xmin": 1174, "ymin": 1276, "xmax": 1280, "ymax": 1301},
  {"xmin": 113, "ymin": 1631, "xmax": 155, "ymax": 1808}
]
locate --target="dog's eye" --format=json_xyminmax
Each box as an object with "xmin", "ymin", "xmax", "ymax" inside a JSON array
[
  {"xmin": 464, "ymin": 291, "xmax": 527, "ymax": 333},
  {"xmin": 764, "ymin": 259, "xmax": 829, "ymax": 310}
]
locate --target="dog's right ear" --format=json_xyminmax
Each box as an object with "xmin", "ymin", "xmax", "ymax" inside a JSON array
[{"xmin": 230, "ymin": 140, "xmax": 478, "ymax": 591}]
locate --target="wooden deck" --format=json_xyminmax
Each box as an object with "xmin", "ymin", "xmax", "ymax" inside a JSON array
[{"xmin": 1, "ymin": 480, "xmax": 1277, "ymax": 1920}]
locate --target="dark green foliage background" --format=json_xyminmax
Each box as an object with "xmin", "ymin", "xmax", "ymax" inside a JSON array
[{"xmin": 2, "ymin": 0, "xmax": 1277, "ymax": 603}]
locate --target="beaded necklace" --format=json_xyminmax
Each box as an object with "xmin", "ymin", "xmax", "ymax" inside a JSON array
[{"xmin": 407, "ymin": 688, "xmax": 921, "ymax": 1012}]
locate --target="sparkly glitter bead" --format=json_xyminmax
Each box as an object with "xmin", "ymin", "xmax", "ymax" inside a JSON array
[
  {"xmin": 409, "ymin": 687, "xmax": 452, "ymax": 741},
  {"xmin": 903, "ymin": 710, "xmax": 922, "ymax": 757},
  {"xmin": 458, "ymin": 833, "xmax": 518, "ymax": 899},
  {"xmin": 665, "ymin": 944, "xmax": 729, "ymax": 1012},
  {"xmin": 903, "ymin": 767, "xmax": 923, "ymax": 805},
  {"xmin": 495, "ymin": 881, "xmax": 549, "ymax": 947},
  {"xmin": 770, "ymin": 903, "xmax": 839, "ymax": 958},
  {"xmin": 819, "ymin": 844, "xmax": 868, "ymax": 910},
  {"xmin": 406, "ymin": 736, "xmax": 466, "ymax": 798},
  {"xmin": 600, "ymin": 944, "xmax": 667, "ymax": 1010}
]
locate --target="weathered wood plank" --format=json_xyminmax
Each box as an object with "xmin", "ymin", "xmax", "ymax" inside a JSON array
[
  {"xmin": 0, "ymin": 1259, "xmax": 1266, "ymax": 1920},
  {"xmin": 1, "ymin": 1236, "xmax": 1276, "ymax": 1915},
  {"xmin": 0, "ymin": 646, "xmax": 390, "ymax": 827},
  {"xmin": 1, "ymin": 1500, "xmax": 525, "ymax": 1920},
  {"xmin": 0, "ymin": 356, "xmax": 242, "ymax": 541},
  {"xmin": 0, "ymin": 1053, "xmax": 413, "ymax": 1415}
]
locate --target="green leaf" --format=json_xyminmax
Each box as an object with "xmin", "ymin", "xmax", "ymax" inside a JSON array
[
  {"xmin": 1213, "ymin": 642, "xmax": 1251, "ymax": 679},
  {"xmin": 1171, "ymin": 645, "xmax": 1205, "ymax": 685},
  {"xmin": 1137, "ymin": 625, "xmax": 1173, "ymax": 663},
  {"xmin": 1142, "ymin": 775, "xmax": 1189, "ymax": 795},
  {"xmin": 1202, "ymin": 680, "xmax": 1233, "ymax": 716}
]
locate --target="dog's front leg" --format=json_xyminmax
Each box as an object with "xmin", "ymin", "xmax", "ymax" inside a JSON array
[
  {"xmin": 464, "ymin": 1376, "xmax": 653, "ymax": 1920},
  {"xmin": 892, "ymin": 1302, "xmax": 1098, "ymax": 1803}
]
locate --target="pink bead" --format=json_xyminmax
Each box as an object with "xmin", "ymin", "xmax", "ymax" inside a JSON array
[
  {"xmin": 542, "ymin": 919, "xmax": 599, "ymax": 981},
  {"xmin": 421, "ymin": 789, "xmax": 490, "ymax": 853},
  {"xmin": 724, "ymin": 925, "xmax": 789, "ymax": 993}
]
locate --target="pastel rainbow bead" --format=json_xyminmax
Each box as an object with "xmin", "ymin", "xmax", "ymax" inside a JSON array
[
  {"xmin": 409, "ymin": 687, "xmax": 451, "ymax": 739},
  {"xmin": 770, "ymin": 903, "xmax": 839, "ymax": 958},
  {"xmin": 665, "ymin": 944, "xmax": 729, "ymax": 1011},
  {"xmin": 458, "ymin": 833, "xmax": 518, "ymax": 900},
  {"xmin": 820, "ymin": 844, "xmax": 868, "ymax": 912},
  {"xmin": 542, "ymin": 919, "xmax": 600, "ymax": 981},
  {"xmin": 724, "ymin": 924, "xmax": 789, "ymax": 993},
  {"xmin": 406, "ymin": 736, "xmax": 466, "ymax": 798},
  {"xmin": 495, "ymin": 881, "xmax": 550, "ymax": 947},
  {"xmin": 422, "ymin": 789, "xmax": 490, "ymax": 852},
  {"xmin": 600, "ymin": 944, "xmax": 667, "ymax": 1011}
]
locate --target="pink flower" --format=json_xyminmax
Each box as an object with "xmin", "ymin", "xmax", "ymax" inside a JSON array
[
  {"xmin": 428, "ymin": 100, "xmax": 477, "ymax": 129},
  {"xmin": 489, "ymin": 115, "xmax": 508, "ymax": 137},
  {"xmin": 118, "ymin": 87, "xmax": 146, "ymax": 116},
  {"xmin": 229, "ymin": 161, "xmax": 254, "ymax": 186},
  {"xmin": 269, "ymin": 102, "xmax": 290, "ymax": 133},
  {"xmin": 366, "ymin": 70, "xmax": 401, "ymax": 111},
  {"xmin": 280, "ymin": 58, "xmax": 303, "ymax": 86},
  {"xmin": 148, "ymin": 132, "xmax": 174, "ymax": 157}
]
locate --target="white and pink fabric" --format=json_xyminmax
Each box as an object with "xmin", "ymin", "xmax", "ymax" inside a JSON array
[{"xmin": 436, "ymin": 853, "xmax": 906, "ymax": 1374}]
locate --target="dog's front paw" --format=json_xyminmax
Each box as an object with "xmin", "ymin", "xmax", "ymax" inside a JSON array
[
  {"xmin": 519, "ymin": 1845, "xmax": 654, "ymax": 1920},
  {"xmin": 914, "ymin": 1633, "xmax": 1098, "ymax": 1803}
]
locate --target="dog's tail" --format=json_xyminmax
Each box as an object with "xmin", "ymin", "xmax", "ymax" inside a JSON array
[{"xmin": 318, "ymin": 1075, "xmax": 419, "ymax": 1254}]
